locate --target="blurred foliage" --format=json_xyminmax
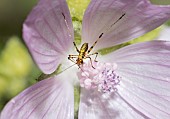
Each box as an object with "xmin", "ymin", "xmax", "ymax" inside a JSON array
[
  {"xmin": 0, "ymin": 37, "xmax": 31, "ymax": 78},
  {"xmin": 67, "ymin": 0, "xmax": 90, "ymax": 46},
  {"xmin": 0, "ymin": 37, "xmax": 40, "ymax": 110},
  {"xmin": 166, "ymin": 21, "xmax": 170, "ymax": 26},
  {"xmin": 67, "ymin": 0, "xmax": 90, "ymax": 21},
  {"xmin": 74, "ymin": 86, "xmax": 80, "ymax": 119},
  {"xmin": 150, "ymin": 0, "xmax": 170, "ymax": 5},
  {"xmin": 0, "ymin": 0, "xmax": 38, "ymax": 46},
  {"xmin": 73, "ymin": 21, "xmax": 82, "ymax": 45}
]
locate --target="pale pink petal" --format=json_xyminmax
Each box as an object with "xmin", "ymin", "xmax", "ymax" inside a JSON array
[
  {"xmin": 78, "ymin": 89, "xmax": 148, "ymax": 119},
  {"xmin": 0, "ymin": 77, "xmax": 74, "ymax": 119},
  {"xmin": 23, "ymin": 0, "xmax": 74, "ymax": 74},
  {"xmin": 103, "ymin": 40, "xmax": 170, "ymax": 119},
  {"xmin": 82, "ymin": 0, "xmax": 170, "ymax": 50}
]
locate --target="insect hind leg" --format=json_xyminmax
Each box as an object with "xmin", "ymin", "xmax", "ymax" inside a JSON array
[
  {"xmin": 87, "ymin": 52, "xmax": 98, "ymax": 62},
  {"xmin": 85, "ymin": 56, "xmax": 96, "ymax": 69}
]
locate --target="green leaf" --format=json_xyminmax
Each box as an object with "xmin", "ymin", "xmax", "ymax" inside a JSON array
[
  {"xmin": 165, "ymin": 20, "xmax": 170, "ymax": 26},
  {"xmin": 74, "ymin": 86, "xmax": 80, "ymax": 119},
  {"xmin": 67, "ymin": 0, "xmax": 90, "ymax": 21},
  {"xmin": 73, "ymin": 21, "xmax": 82, "ymax": 45}
]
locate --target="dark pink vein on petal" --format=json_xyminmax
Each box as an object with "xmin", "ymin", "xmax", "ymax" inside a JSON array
[
  {"xmin": 118, "ymin": 61, "xmax": 170, "ymax": 69},
  {"xmin": 112, "ymin": 41, "xmax": 169, "ymax": 56},
  {"xmin": 60, "ymin": 94, "xmax": 68, "ymax": 119},
  {"xmin": 55, "ymin": 92, "xmax": 65, "ymax": 119},
  {"xmin": 116, "ymin": 92, "xmax": 151, "ymax": 119},
  {"xmin": 32, "ymin": 48, "xmax": 58, "ymax": 57},
  {"xmin": 33, "ymin": 25, "xmax": 61, "ymax": 54},
  {"xmin": 36, "ymin": 57, "xmax": 58, "ymax": 64},
  {"xmin": 96, "ymin": 0, "xmax": 135, "ymax": 40},
  {"xmin": 26, "ymin": 84, "xmax": 61, "ymax": 119},
  {"xmin": 42, "ymin": 86, "xmax": 63, "ymax": 119},
  {"xmin": 119, "ymin": 85, "xmax": 170, "ymax": 116},
  {"xmin": 43, "ymin": 16, "xmax": 65, "ymax": 54},
  {"xmin": 113, "ymin": 52, "xmax": 170, "ymax": 61},
  {"xmin": 88, "ymin": 0, "xmax": 101, "ymax": 39},
  {"xmin": 106, "ymin": 9, "xmax": 165, "ymax": 44},
  {"xmin": 87, "ymin": 0, "xmax": 98, "ymax": 38},
  {"xmin": 118, "ymin": 69, "xmax": 170, "ymax": 83},
  {"xmin": 51, "ymin": 8, "xmax": 70, "ymax": 52},
  {"xmin": 12, "ymin": 80, "xmax": 55, "ymax": 117},
  {"xmin": 10, "ymin": 81, "xmax": 54, "ymax": 118},
  {"xmin": 91, "ymin": 0, "xmax": 116, "ymax": 39},
  {"xmin": 119, "ymin": 75, "xmax": 170, "ymax": 99}
]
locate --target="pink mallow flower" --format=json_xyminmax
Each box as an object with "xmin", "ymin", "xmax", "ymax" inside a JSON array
[{"xmin": 1, "ymin": 0, "xmax": 170, "ymax": 119}]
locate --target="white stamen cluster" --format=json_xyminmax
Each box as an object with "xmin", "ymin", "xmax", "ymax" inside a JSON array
[{"xmin": 77, "ymin": 61, "xmax": 120, "ymax": 93}]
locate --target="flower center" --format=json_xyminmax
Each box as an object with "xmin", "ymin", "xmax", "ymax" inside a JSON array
[{"xmin": 77, "ymin": 61, "xmax": 121, "ymax": 93}]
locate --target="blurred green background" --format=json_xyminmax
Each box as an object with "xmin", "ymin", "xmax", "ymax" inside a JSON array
[{"xmin": 0, "ymin": 0, "xmax": 170, "ymax": 111}]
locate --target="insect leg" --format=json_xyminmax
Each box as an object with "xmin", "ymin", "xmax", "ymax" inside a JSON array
[
  {"xmin": 85, "ymin": 56, "xmax": 95, "ymax": 69},
  {"xmin": 87, "ymin": 40, "xmax": 98, "ymax": 54},
  {"xmin": 87, "ymin": 52, "xmax": 98, "ymax": 62},
  {"xmin": 69, "ymin": 54, "xmax": 79, "ymax": 57},
  {"xmin": 87, "ymin": 32, "xmax": 104, "ymax": 54},
  {"xmin": 73, "ymin": 42, "xmax": 80, "ymax": 53},
  {"xmin": 68, "ymin": 55, "xmax": 78, "ymax": 64},
  {"xmin": 68, "ymin": 57, "xmax": 77, "ymax": 64}
]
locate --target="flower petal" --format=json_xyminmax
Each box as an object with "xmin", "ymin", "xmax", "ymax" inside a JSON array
[
  {"xmin": 0, "ymin": 76, "xmax": 74, "ymax": 119},
  {"xmin": 23, "ymin": 0, "xmax": 74, "ymax": 74},
  {"xmin": 103, "ymin": 40, "xmax": 170, "ymax": 119},
  {"xmin": 78, "ymin": 89, "xmax": 149, "ymax": 119},
  {"xmin": 82, "ymin": 0, "xmax": 170, "ymax": 50}
]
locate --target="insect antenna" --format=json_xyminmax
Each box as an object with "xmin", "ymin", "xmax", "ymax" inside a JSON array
[
  {"xmin": 58, "ymin": 63, "xmax": 77, "ymax": 74},
  {"xmin": 98, "ymin": 13, "xmax": 126, "ymax": 39},
  {"xmin": 36, "ymin": 63, "xmax": 77, "ymax": 81},
  {"xmin": 59, "ymin": 63, "xmax": 92, "ymax": 80},
  {"xmin": 87, "ymin": 13, "xmax": 126, "ymax": 54},
  {"xmin": 62, "ymin": 12, "xmax": 72, "ymax": 38},
  {"xmin": 58, "ymin": 62, "xmax": 92, "ymax": 80}
]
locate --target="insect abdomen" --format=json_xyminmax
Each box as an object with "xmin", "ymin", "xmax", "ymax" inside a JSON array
[
  {"xmin": 78, "ymin": 43, "xmax": 88, "ymax": 59},
  {"xmin": 80, "ymin": 43, "xmax": 88, "ymax": 52}
]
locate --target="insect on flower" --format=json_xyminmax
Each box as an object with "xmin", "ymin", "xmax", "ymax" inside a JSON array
[
  {"xmin": 63, "ymin": 12, "xmax": 126, "ymax": 69},
  {"xmin": 1, "ymin": 0, "xmax": 170, "ymax": 119}
]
